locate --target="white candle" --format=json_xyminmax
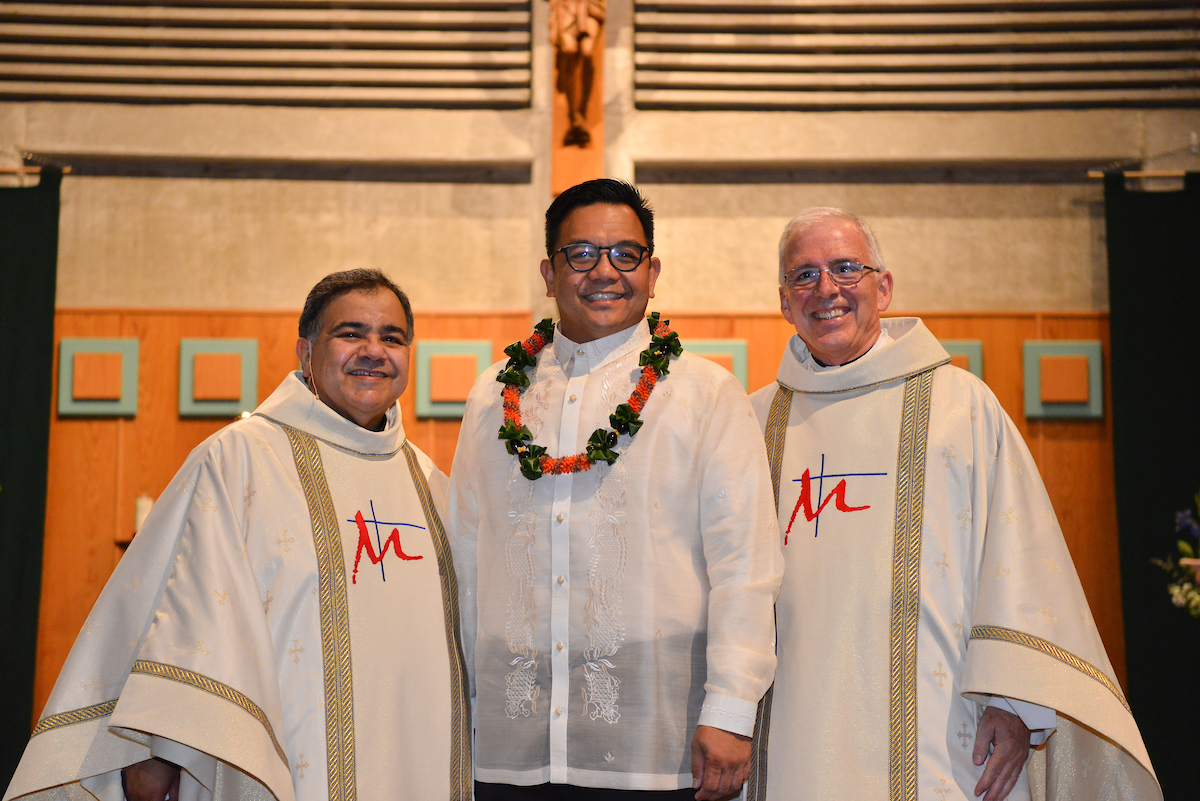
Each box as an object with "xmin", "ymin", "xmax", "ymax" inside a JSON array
[{"xmin": 135, "ymin": 494, "xmax": 154, "ymax": 534}]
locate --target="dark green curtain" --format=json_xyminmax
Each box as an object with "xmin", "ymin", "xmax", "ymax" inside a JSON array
[
  {"xmin": 1106, "ymin": 172, "xmax": 1200, "ymax": 800},
  {"xmin": 0, "ymin": 169, "xmax": 60, "ymax": 784}
]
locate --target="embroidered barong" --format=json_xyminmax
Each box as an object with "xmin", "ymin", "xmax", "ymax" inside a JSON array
[{"xmin": 449, "ymin": 319, "xmax": 782, "ymax": 790}]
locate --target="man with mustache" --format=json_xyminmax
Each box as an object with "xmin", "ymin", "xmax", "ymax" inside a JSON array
[{"xmin": 6, "ymin": 270, "xmax": 471, "ymax": 801}]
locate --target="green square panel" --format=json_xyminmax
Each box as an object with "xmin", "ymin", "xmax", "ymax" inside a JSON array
[
  {"xmin": 179, "ymin": 338, "xmax": 259, "ymax": 417},
  {"xmin": 939, "ymin": 339, "xmax": 984, "ymax": 379},
  {"xmin": 686, "ymin": 339, "xmax": 749, "ymax": 389},
  {"xmin": 416, "ymin": 340, "xmax": 493, "ymax": 419},
  {"xmin": 58, "ymin": 338, "xmax": 139, "ymax": 417},
  {"xmin": 1023, "ymin": 340, "xmax": 1104, "ymax": 419}
]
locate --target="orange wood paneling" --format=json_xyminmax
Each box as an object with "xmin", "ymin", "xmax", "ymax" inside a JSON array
[
  {"xmin": 71, "ymin": 352, "xmax": 123, "ymax": 400},
  {"xmin": 192, "ymin": 352, "xmax": 243, "ymax": 401},
  {"xmin": 1040, "ymin": 355, "xmax": 1091, "ymax": 403},
  {"xmin": 1033, "ymin": 314, "xmax": 1124, "ymax": 686},
  {"xmin": 428, "ymin": 353, "xmax": 482, "ymax": 403},
  {"xmin": 34, "ymin": 307, "xmax": 1126, "ymax": 723}
]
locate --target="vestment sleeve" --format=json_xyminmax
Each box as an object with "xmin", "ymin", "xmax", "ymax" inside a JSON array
[
  {"xmin": 5, "ymin": 433, "xmax": 287, "ymax": 801},
  {"xmin": 961, "ymin": 386, "xmax": 1160, "ymax": 799},
  {"xmin": 107, "ymin": 436, "xmax": 293, "ymax": 801},
  {"xmin": 696, "ymin": 375, "xmax": 783, "ymax": 736}
]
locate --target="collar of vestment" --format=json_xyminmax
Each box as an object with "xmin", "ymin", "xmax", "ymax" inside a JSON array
[
  {"xmin": 551, "ymin": 318, "xmax": 652, "ymax": 375},
  {"xmin": 778, "ymin": 317, "xmax": 950, "ymax": 395},
  {"xmin": 253, "ymin": 371, "xmax": 406, "ymax": 456}
]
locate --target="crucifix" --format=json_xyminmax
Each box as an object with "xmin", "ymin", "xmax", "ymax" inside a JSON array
[{"xmin": 549, "ymin": 0, "xmax": 606, "ymax": 194}]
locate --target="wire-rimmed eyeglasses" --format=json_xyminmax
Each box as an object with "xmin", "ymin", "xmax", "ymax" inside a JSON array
[
  {"xmin": 783, "ymin": 261, "xmax": 878, "ymax": 290},
  {"xmin": 555, "ymin": 242, "xmax": 650, "ymax": 273}
]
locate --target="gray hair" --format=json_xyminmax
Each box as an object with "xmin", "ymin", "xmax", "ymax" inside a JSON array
[{"xmin": 777, "ymin": 207, "xmax": 887, "ymax": 285}]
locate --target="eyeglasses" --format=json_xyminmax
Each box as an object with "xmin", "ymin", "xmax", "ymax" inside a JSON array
[
  {"xmin": 783, "ymin": 261, "xmax": 878, "ymax": 290},
  {"xmin": 555, "ymin": 242, "xmax": 650, "ymax": 273}
]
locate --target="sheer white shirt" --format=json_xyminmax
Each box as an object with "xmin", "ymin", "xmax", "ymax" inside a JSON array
[{"xmin": 449, "ymin": 319, "xmax": 782, "ymax": 789}]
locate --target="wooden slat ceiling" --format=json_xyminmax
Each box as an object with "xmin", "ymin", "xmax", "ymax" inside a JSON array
[
  {"xmin": 634, "ymin": 0, "xmax": 1200, "ymax": 110},
  {"xmin": 0, "ymin": 1, "xmax": 532, "ymax": 108}
]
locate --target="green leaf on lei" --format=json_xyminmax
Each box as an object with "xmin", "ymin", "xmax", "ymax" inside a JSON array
[
  {"xmin": 585, "ymin": 428, "xmax": 620, "ymax": 465},
  {"xmin": 609, "ymin": 404, "xmax": 643, "ymax": 436},
  {"xmin": 498, "ymin": 420, "xmax": 533, "ymax": 445},
  {"xmin": 496, "ymin": 366, "xmax": 530, "ymax": 387}
]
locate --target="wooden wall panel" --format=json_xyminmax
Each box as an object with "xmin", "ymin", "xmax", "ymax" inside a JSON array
[
  {"xmin": 37, "ymin": 314, "xmax": 124, "ymax": 718},
  {"xmin": 34, "ymin": 307, "xmax": 1125, "ymax": 722}
]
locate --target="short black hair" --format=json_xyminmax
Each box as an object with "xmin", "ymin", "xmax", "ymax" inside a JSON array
[
  {"xmin": 544, "ymin": 179, "xmax": 655, "ymax": 257},
  {"xmin": 298, "ymin": 269, "xmax": 414, "ymax": 343}
]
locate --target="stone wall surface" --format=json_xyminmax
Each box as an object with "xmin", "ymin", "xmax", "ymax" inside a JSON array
[{"xmin": 1, "ymin": 7, "xmax": 1198, "ymax": 314}]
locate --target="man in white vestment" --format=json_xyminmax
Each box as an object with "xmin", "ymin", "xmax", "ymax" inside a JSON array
[
  {"xmin": 449, "ymin": 180, "xmax": 783, "ymax": 801},
  {"xmin": 5, "ymin": 270, "xmax": 471, "ymax": 801},
  {"xmin": 746, "ymin": 208, "xmax": 1160, "ymax": 801}
]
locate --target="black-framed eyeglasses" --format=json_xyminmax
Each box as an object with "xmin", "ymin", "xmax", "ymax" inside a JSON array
[
  {"xmin": 783, "ymin": 261, "xmax": 878, "ymax": 290},
  {"xmin": 555, "ymin": 242, "xmax": 650, "ymax": 273}
]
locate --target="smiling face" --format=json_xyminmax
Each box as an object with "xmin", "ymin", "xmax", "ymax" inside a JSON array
[
  {"xmin": 780, "ymin": 217, "xmax": 893, "ymax": 366},
  {"xmin": 295, "ymin": 288, "xmax": 411, "ymax": 430},
  {"xmin": 539, "ymin": 203, "xmax": 661, "ymax": 343}
]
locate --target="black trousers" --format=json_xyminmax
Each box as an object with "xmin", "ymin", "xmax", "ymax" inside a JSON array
[{"xmin": 475, "ymin": 782, "xmax": 697, "ymax": 801}]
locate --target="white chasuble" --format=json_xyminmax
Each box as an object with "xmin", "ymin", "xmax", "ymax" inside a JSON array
[
  {"xmin": 6, "ymin": 374, "xmax": 471, "ymax": 801},
  {"xmin": 747, "ymin": 319, "xmax": 1159, "ymax": 801}
]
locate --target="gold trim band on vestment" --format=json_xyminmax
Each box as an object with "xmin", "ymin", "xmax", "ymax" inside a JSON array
[
  {"xmin": 888, "ymin": 369, "xmax": 935, "ymax": 801},
  {"xmin": 130, "ymin": 660, "xmax": 288, "ymax": 768},
  {"xmin": 401, "ymin": 442, "xmax": 474, "ymax": 801},
  {"xmin": 745, "ymin": 384, "xmax": 793, "ymax": 801},
  {"xmin": 31, "ymin": 699, "xmax": 117, "ymax": 736},
  {"xmin": 969, "ymin": 625, "xmax": 1131, "ymax": 714},
  {"xmin": 282, "ymin": 426, "xmax": 356, "ymax": 801}
]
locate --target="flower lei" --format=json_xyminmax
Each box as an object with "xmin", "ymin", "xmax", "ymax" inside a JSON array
[{"xmin": 497, "ymin": 312, "xmax": 683, "ymax": 480}]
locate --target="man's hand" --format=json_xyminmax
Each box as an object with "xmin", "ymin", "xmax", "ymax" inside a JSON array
[
  {"xmin": 972, "ymin": 706, "xmax": 1032, "ymax": 801},
  {"xmin": 122, "ymin": 757, "xmax": 180, "ymax": 801},
  {"xmin": 690, "ymin": 724, "xmax": 751, "ymax": 801}
]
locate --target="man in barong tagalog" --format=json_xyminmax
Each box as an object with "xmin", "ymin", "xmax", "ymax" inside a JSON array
[
  {"xmin": 5, "ymin": 269, "xmax": 471, "ymax": 801},
  {"xmin": 449, "ymin": 179, "xmax": 783, "ymax": 801},
  {"xmin": 746, "ymin": 208, "xmax": 1161, "ymax": 801}
]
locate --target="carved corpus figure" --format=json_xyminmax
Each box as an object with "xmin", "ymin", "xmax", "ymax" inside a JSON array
[{"xmin": 549, "ymin": 0, "xmax": 605, "ymax": 146}]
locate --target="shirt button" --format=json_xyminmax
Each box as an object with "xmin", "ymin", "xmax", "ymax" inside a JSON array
[
  {"xmin": 556, "ymin": 642, "xmax": 564, "ymax": 651},
  {"xmin": 555, "ymin": 707, "xmax": 563, "ymax": 715},
  {"xmin": 557, "ymin": 576, "xmax": 564, "ymax": 585},
  {"xmin": 569, "ymin": 394, "xmax": 577, "ymax": 402},
  {"xmin": 556, "ymin": 514, "xmax": 564, "ymax": 523},
  {"xmin": 577, "ymin": 349, "xmax": 585, "ymax": 356}
]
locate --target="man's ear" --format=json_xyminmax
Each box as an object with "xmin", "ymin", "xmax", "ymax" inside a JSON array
[
  {"xmin": 646, "ymin": 256, "xmax": 661, "ymax": 299},
  {"xmin": 876, "ymin": 270, "xmax": 894, "ymax": 312},
  {"xmin": 539, "ymin": 258, "xmax": 556, "ymax": 298},
  {"xmin": 296, "ymin": 337, "xmax": 312, "ymax": 378},
  {"xmin": 779, "ymin": 286, "xmax": 796, "ymax": 326}
]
